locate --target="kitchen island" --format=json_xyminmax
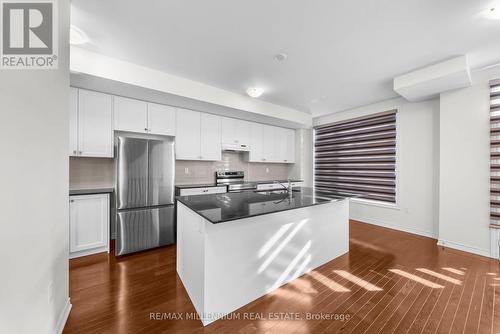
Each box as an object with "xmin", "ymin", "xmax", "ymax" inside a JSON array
[{"xmin": 176, "ymin": 187, "xmax": 351, "ymax": 326}]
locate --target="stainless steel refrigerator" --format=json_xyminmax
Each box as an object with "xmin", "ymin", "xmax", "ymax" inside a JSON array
[{"xmin": 115, "ymin": 136, "xmax": 175, "ymax": 256}]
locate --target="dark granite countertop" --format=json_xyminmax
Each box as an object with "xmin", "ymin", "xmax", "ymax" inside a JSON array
[
  {"xmin": 254, "ymin": 179, "xmax": 303, "ymax": 184},
  {"xmin": 176, "ymin": 187, "xmax": 352, "ymax": 224},
  {"xmin": 175, "ymin": 179, "xmax": 303, "ymax": 189},
  {"xmin": 69, "ymin": 188, "xmax": 114, "ymax": 195}
]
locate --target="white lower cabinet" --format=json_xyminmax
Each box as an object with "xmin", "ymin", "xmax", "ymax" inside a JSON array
[{"xmin": 69, "ymin": 194, "xmax": 110, "ymax": 258}]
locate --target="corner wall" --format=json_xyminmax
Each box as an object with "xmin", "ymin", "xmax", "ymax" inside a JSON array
[
  {"xmin": 0, "ymin": 1, "xmax": 71, "ymax": 333},
  {"xmin": 438, "ymin": 65, "xmax": 500, "ymax": 257},
  {"xmin": 314, "ymin": 97, "xmax": 440, "ymax": 239}
]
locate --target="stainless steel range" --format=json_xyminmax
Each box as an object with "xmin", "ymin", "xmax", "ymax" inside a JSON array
[{"xmin": 216, "ymin": 171, "xmax": 257, "ymax": 192}]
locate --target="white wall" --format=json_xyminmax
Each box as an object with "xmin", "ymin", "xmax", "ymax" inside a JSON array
[
  {"xmin": 314, "ymin": 97, "xmax": 440, "ymax": 238},
  {"xmin": 289, "ymin": 129, "xmax": 314, "ymax": 187},
  {"xmin": 438, "ymin": 65, "xmax": 500, "ymax": 257},
  {"xmin": 0, "ymin": 1, "xmax": 71, "ymax": 333}
]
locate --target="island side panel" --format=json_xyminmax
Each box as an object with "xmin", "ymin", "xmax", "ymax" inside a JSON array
[
  {"xmin": 203, "ymin": 199, "xmax": 349, "ymax": 324},
  {"xmin": 176, "ymin": 201, "xmax": 206, "ymax": 317}
]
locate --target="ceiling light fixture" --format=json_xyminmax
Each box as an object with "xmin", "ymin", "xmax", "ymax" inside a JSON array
[
  {"xmin": 274, "ymin": 53, "xmax": 288, "ymax": 62},
  {"xmin": 246, "ymin": 87, "xmax": 264, "ymax": 98},
  {"xmin": 70, "ymin": 25, "xmax": 89, "ymax": 45}
]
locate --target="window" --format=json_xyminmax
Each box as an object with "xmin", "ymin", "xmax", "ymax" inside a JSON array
[
  {"xmin": 314, "ymin": 110, "xmax": 397, "ymax": 203},
  {"xmin": 490, "ymin": 79, "xmax": 500, "ymax": 226}
]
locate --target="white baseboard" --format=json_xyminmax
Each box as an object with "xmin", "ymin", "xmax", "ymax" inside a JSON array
[
  {"xmin": 351, "ymin": 215, "xmax": 438, "ymax": 239},
  {"xmin": 55, "ymin": 297, "xmax": 72, "ymax": 334},
  {"xmin": 69, "ymin": 245, "xmax": 109, "ymax": 259},
  {"xmin": 437, "ymin": 239, "xmax": 491, "ymax": 258}
]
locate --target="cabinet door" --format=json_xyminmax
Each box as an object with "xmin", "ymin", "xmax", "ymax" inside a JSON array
[
  {"xmin": 69, "ymin": 194, "xmax": 109, "ymax": 253},
  {"xmin": 236, "ymin": 119, "xmax": 251, "ymax": 146},
  {"xmin": 249, "ymin": 122, "xmax": 264, "ymax": 162},
  {"xmin": 274, "ymin": 127, "xmax": 287, "ymax": 163},
  {"xmin": 176, "ymin": 108, "xmax": 201, "ymax": 160},
  {"xmin": 147, "ymin": 103, "xmax": 176, "ymax": 136},
  {"xmin": 114, "ymin": 96, "xmax": 148, "ymax": 133},
  {"xmin": 221, "ymin": 117, "xmax": 237, "ymax": 144},
  {"xmin": 69, "ymin": 87, "xmax": 79, "ymax": 156},
  {"xmin": 78, "ymin": 89, "xmax": 114, "ymax": 157},
  {"xmin": 262, "ymin": 125, "xmax": 277, "ymax": 162},
  {"xmin": 200, "ymin": 113, "xmax": 221, "ymax": 161},
  {"xmin": 285, "ymin": 128, "xmax": 296, "ymax": 163}
]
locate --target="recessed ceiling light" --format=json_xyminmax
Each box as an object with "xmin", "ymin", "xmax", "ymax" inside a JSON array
[
  {"xmin": 274, "ymin": 53, "xmax": 288, "ymax": 62},
  {"xmin": 70, "ymin": 25, "xmax": 89, "ymax": 45},
  {"xmin": 246, "ymin": 87, "xmax": 264, "ymax": 98},
  {"xmin": 485, "ymin": 6, "xmax": 500, "ymax": 19}
]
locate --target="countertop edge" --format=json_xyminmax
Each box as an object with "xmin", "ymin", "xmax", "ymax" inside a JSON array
[
  {"xmin": 176, "ymin": 196, "xmax": 347, "ymax": 224},
  {"xmin": 69, "ymin": 188, "xmax": 114, "ymax": 195}
]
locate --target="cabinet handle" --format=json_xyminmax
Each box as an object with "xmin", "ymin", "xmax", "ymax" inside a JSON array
[
  {"xmin": 73, "ymin": 150, "xmax": 76, "ymax": 155},
  {"xmin": 144, "ymin": 128, "xmax": 148, "ymax": 131},
  {"xmin": 78, "ymin": 151, "xmax": 82, "ymax": 155},
  {"xmin": 70, "ymin": 199, "xmax": 74, "ymax": 203}
]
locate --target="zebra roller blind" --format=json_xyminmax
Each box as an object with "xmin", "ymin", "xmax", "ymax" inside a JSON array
[
  {"xmin": 491, "ymin": 79, "xmax": 500, "ymax": 226},
  {"xmin": 314, "ymin": 110, "xmax": 397, "ymax": 203}
]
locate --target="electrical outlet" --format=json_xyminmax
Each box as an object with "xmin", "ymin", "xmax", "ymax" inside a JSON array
[
  {"xmin": 266, "ymin": 167, "xmax": 269, "ymax": 173},
  {"xmin": 184, "ymin": 167, "xmax": 189, "ymax": 175}
]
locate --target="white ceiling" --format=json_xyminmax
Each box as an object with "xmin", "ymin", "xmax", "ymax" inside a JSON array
[{"xmin": 71, "ymin": 0, "xmax": 500, "ymax": 117}]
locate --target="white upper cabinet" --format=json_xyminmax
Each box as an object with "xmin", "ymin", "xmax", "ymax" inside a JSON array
[
  {"xmin": 176, "ymin": 109, "xmax": 222, "ymax": 161},
  {"xmin": 274, "ymin": 127, "xmax": 287, "ymax": 163},
  {"xmin": 147, "ymin": 103, "xmax": 176, "ymax": 136},
  {"xmin": 249, "ymin": 122, "xmax": 264, "ymax": 162},
  {"xmin": 200, "ymin": 113, "xmax": 221, "ymax": 161},
  {"xmin": 114, "ymin": 97, "xmax": 176, "ymax": 136},
  {"xmin": 285, "ymin": 128, "xmax": 296, "ymax": 163},
  {"xmin": 176, "ymin": 108, "xmax": 201, "ymax": 160},
  {"xmin": 221, "ymin": 117, "xmax": 251, "ymax": 149},
  {"xmin": 69, "ymin": 87, "xmax": 79, "ymax": 156},
  {"xmin": 248, "ymin": 124, "xmax": 295, "ymax": 164},
  {"xmin": 72, "ymin": 89, "xmax": 114, "ymax": 158},
  {"xmin": 114, "ymin": 96, "xmax": 148, "ymax": 133},
  {"xmin": 262, "ymin": 125, "xmax": 276, "ymax": 162}
]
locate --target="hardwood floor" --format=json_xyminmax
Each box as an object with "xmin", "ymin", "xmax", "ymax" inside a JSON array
[{"xmin": 64, "ymin": 220, "xmax": 500, "ymax": 334}]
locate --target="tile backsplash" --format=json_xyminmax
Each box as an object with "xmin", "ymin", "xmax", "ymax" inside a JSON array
[
  {"xmin": 69, "ymin": 152, "xmax": 292, "ymax": 189},
  {"xmin": 176, "ymin": 152, "xmax": 292, "ymax": 184},
  {"xmin": 69, "ymin": 157, "xmax": 115, "ymax": 189}
]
